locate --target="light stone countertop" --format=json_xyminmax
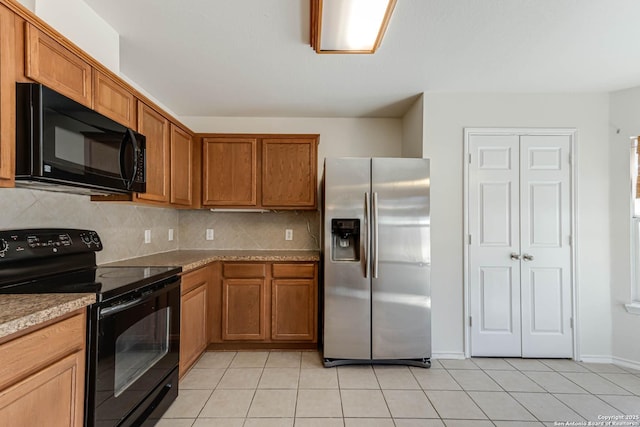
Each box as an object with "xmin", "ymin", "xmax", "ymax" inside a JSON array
[
  {"xmin": 0, "ymin": 293, "xmax": 96, "ymax": 340},
  {"xmin": 103, "ymin": 250, "xmax": 321, "ymax": 272}
]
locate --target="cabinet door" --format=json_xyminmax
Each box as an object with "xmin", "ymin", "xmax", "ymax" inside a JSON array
[
  {"xmin": 0, "ymin": 5, "xmax": 15, "ymax": 187},
  {"xmin": 24, "ymin": 23, "xmax": 92, "ymax": 107},
  {"xmin": 202, "ymin": 137, "xmax": 257, "ymax": 207},
  {"xmin": 222, "ymin": 278, "xmax": 267, "ymax": 340},
  {"xmin": 261, "ymin": 137, "xmax": 318, "ymax": 208},
  {"xmin": 171, "ymin": 124, "xmax": 194, "ymax": 207},
  {"xmin": 135, "ymin": 103, "xmax": 170, "ymax": 204},
  {"xmin": 180, "ymin": 281, "xmax": 208, "ymax": 377},
  {"xmin": 0, "ymin": 351, "xmax": 85, "ymax": 427},
  {"xmin": 93, "ymin": 70, "xmax": 136, "ymax": 128},
  {"xmin": 271, "ymin": 263, "xmax": 317, "ymax": 342}
]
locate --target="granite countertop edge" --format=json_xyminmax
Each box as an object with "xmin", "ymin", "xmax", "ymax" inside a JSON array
[
  {"xmin": 103, "ymin": 250, "xmax": 321, "ymax": 273},
  {"xmin": 0, "ymin": 293, "xmax": 96, "ymax": 340}
]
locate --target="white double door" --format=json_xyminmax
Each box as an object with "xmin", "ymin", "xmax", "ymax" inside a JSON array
[{"xmin": 468, "ymin": 132, "xmax": 573, "ymax": 358}]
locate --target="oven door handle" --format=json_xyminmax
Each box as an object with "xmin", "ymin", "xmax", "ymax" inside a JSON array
[{"xmin": 100, "ymin": 296, "xmax": 145, "ymax": 318}]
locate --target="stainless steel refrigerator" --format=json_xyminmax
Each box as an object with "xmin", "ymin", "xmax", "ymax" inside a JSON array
[{"xmin": 322, "ymin": 157, "xmax": 431, "ymax": 368}]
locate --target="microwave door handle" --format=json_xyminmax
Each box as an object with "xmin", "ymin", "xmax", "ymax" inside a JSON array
[{"xmin": 119, "ymin": 129, "xmax": 136, "ymax": 190}]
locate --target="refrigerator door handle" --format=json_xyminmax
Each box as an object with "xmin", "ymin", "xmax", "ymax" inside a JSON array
[
  {"xmin": 364, "ymin": 192, "xmax": 370, "ymax": 278},
  {"xmin": 373, "ymin": 191, "xmax": 379, "ymax": 279}
]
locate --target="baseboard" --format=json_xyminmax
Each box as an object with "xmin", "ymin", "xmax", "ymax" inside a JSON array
[
  {"xmin": 579, "ymin": 355, "xmax": 614, "ymax": 364},
  {"xmin": 431, "ymin": 352, "xmax": 466, "ymax": 360},
  {"xmin": 580, "ymin": 354, "xmax": 640, "ymax": 371},
  {"xmin": 612, "ymin": 356, "xmax": 640, "ymax": 371}
]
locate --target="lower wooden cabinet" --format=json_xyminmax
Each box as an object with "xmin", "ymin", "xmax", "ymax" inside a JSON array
[
  {"xmin": 179, "ymin": 266, "xmax": 210, "ymax": 377},
  {"xmin": 271, "ymin": 265, "xmax": 316, "ymax": 341},
  {"xmin": 212, "ymin": 261, "xmax": 318, "ymax": 348},
  {"xmin": 0, "ymin": 309, "xmax": 86, "ymax": 427}
]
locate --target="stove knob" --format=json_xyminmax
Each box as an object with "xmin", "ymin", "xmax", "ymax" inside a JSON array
[
  {"xmin": 81, "ymin": 234, "xmax": 92, "ymax": 245},
  {"xmin": 91, "ymin": 233, "xmax": 101, "ymax": 245},
  {"xmin": 0, "ymin": 239, "xmax": 8, "ymax": 257}
]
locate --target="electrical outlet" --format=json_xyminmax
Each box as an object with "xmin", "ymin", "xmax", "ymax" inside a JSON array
[
  {"xmin": 144, "ymin": 229, "xmax": 151, "ymax": 244},
  {"xmin": 206, "ymin": 229, "xmax": 214, "ymax": 240},
  {"xmin": 168, "ymin": 229, "xmax": 174, "ymax": 241},
  {"xmin": 285, "ymin": 229, "xmax": 293, "ymax": 241}
]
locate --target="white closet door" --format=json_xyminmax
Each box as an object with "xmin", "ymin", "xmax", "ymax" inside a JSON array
[
  {"xmin": 469, "ymin": 134, "xmax": 522, "ymax": 357},
  {"xmin": 520, "ymin": 135, "xmax": 573, "ymax": 358}
]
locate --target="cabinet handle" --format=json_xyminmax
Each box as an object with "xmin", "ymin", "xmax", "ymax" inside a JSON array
[
  {"xmin": 522, "ymin": 253, "xmax": 534, "ymax": 262},
  {"xmin": 510, "ymin": 253, "xmax": 521, "ymax": 260}
]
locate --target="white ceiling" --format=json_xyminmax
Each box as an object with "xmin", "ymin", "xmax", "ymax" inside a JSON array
[{"xmin": 83, "ymin": 0, "xmax": 640, "ymax": 118}]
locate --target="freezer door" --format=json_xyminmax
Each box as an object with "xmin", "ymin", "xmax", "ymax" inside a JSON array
[
  {"xmin": 323, "ymin": 158, "xmax": 371, "ymax": 360},
  {"xmin": 371, "ymin": 158, "xmax": 431, "ymax": 360}
]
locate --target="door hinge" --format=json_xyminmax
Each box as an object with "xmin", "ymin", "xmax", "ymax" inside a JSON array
[
  {"xmin": 570, "ymin": 317, "xmax": 574, "ymax": 329},
  {"xmin": 468, "ymin": 153, "xmax": 472, "ymax": 164},
  {"xmin": 469, "ymin": 316, "xmax": 473, "ymax": 327},
  {"xmin": 568, "ymin": 235, "xmax": 572, "ymax": 246},
  {"xmin": 468, "ymin": 234, "xmax": 472, "ymax": 245}
]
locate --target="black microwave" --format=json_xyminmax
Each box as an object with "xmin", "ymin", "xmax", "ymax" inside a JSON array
[{"xmin": 15, "ymin": 83, "xmax": 146, "ymax": 195}]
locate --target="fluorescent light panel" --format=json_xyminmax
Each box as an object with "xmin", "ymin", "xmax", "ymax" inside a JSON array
[{"xmin": 311, "ymin": 0, "xmax": 397, "ymax": 54}]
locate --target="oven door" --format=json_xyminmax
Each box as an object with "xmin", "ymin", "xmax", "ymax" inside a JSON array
[{"xmin": 93, "ymin": 278, "xmax": 180, "ymax": 426}]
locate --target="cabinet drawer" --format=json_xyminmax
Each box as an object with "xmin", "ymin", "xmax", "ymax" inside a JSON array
[
  {"xmin": 181, "ymin": 266, "xmax": 209, "ymax": 295},
  {"xmin": 0, "ymin": 310, "xmax": 85, "ymax": 390},
  {"xmin": 272, "ymin": 263, "xmax": 315, "ymax": 278},
  {"xmin": 223, "ymin": 263, "xmax": 266, "ymax": 278}
]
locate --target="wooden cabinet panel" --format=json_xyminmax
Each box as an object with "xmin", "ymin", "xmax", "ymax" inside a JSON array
[
  {"xmin": 223, "ymin": 263, "xmax": 266, "ymax": 278},
  {"xmin": 0, "ymin": 5, "xmax": 15, "ymax": 187},
  {"xmin": 271, "ymin": 278, "xmax": 316, "ymax": 341},
  {"xmin": 0, "ymin": 310, "xmax": 86, "ymax": 427},
  {"xmin": 93, "ymin": 70, "xmax": 136, "ymax": 128},
  {"xmin": 170, "ymin": 124, "xmax": 194, "ymax": 207},
  {"xmin": 0, "ymin": 352, "xmax": 84, "ymax": 427},
  {"xmin": 24, "ymin": 23, "xmax": 91, "ymax": 107},
  {"xmin": 272, "ymin": 263, "xmax": 315, "ymax": 279},
  {"xmin": 261, "ymin": 138, "xmax": 318, "ymax": 208},
  {"xmin": 202, "ymin": 137, "xmax": 257, "ymax": 207},
  {"xmin": 135, "ymin": 103, "xmax": 170, "ymax": 204},
  {"xmin": 180, "ymin": 270, "xmax": 208, "ymax": 377},
  {"xmin": 222, "ymin": 278, "xmax": 267, "ymax": 340}
]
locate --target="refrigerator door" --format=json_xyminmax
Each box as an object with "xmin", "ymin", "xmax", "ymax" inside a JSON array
[
  {"xmin": 323, "ymin": 158, "xmax": 372, "ymax": 360},
  {"xmin": 371, "ymin": 158, "xmax": 431, "ymax": 360}
]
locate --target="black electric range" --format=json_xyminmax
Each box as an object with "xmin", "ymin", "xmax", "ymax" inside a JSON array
[{"xmin": 0, "ymin": 229, "xmax": 182, "ymax": 426}]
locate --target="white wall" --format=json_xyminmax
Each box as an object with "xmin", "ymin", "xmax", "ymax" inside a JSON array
[
  {"xmin": 609, "ymin": 87, "xmax": 640, "ymax": 367},
  {"xmin": 402, "ymin": 94, "xmax": 424, "ymax": 158},
  {"xmin": 422, "ymin": 93, "xmax": 611, "ymax": 360},
  {"xmin": 34, "ymin": 0, "xmax": 119, "ymax": 72}
]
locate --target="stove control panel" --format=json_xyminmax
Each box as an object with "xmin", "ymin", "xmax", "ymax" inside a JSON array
[{"xmin": 0, "ymin": 229, "xmax": 102, "ymax": 262}]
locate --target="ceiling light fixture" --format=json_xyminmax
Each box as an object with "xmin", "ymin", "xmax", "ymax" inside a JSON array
[{"xmin": 310, "ymin": 0, "xmax": 397, "ymax": 54}]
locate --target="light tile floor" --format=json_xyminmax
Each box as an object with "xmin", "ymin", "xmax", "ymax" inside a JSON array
[{"xmin": 159, "ymin": 351, "xmax": 640, "ymax": 427}]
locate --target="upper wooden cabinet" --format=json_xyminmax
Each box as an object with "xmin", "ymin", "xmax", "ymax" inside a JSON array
[
  {"xmin": 170, "ymin": 124, "xmax": 194, "ymax": 207},
  {"xmin": 24, "ymin": 23, "xmax": 92, "ymax": 107},
  {"xmin": 202, "ymin": 137, "xmax": 257, "ymax": 207},
  {"xmin": 262, "ymin": 138, "xmax": 318, "ymax": 208},
  {"xmin": 0, "ymin": 4, "xmax": 16, "ymax": 188},
  {"xmin": 135, "ymin": 103, "xmax": 170, "ymax": 204},
  {"xmin": 201, "ymin": 134, "xmax": 319, "ymax": 210},
  {"xmin": 93, "ymin": 70, "xmax": 136, "ymax": 128}
]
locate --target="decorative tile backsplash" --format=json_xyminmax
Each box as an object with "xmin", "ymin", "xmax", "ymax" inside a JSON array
[
  {"xmin": 1, "ymin": 188, "xmax": 320, "ymax": 264},
  {"xmin": 0, "ymin": 188, "xmax": 179, "ymax": 264},
  {"xmin": 179, "ymin": 210, "xmax": 320, "ymax": 251}
]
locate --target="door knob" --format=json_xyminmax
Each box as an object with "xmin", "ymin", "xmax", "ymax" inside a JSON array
[
  {"xmin": 510, "ymin": 253, "xmax": 521, "ymax": 260},
  {"xmin": 522, "ymin": 254, "xmax": 534, "ymax": 261}
]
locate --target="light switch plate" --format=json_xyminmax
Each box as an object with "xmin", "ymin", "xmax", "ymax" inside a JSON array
[
  {"xmin": 285, "ymin": 229, "xmax": 293, "ymax": 240},
  {"xmin": 168, "ymin": 229, "xmax": 174, "ymax": 241},
  {"xmin": 144, "ymin": 229, "xmax": 151, "ymax": 244},
  {"xmin": 206, "ymin": 229, "xmax": 214, "ymax": 240}
]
